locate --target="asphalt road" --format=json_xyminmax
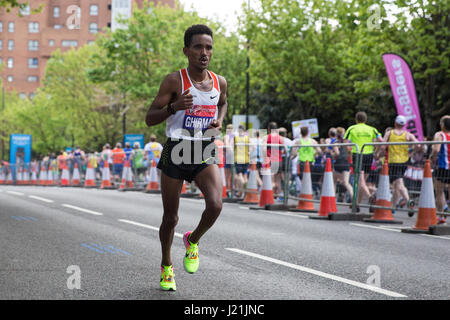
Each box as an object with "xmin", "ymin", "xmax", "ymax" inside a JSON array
[{"xmin": 0, "ymin": 185, "xmax": 449, "ymax": 300}]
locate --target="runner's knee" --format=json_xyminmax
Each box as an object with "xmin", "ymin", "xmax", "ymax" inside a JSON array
[
  {"xmin": 206, "ymin": 198, "xmax": 222, "ymax": 215},
  {"xmin": 162, "ymin": 214, "xmax": 179, "ymax": 228}
]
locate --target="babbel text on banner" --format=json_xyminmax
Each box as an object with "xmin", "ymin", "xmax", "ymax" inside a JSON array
[{"xmin": 382, "ymin": 53, "xmax": 423, "ymax": 141}]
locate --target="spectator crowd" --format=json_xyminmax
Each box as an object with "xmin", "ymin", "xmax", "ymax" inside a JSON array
[{"xmin": 1, "ymin": 112, "xmax": 449, "ymax": 223}]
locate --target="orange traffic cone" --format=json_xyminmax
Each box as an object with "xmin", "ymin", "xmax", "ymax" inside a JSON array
[
  {"xmin": 71, "ymin": 163, "xmax": 81, "ymax": 187},
  {"xmin": 6, "ymin": 169, "xmax": 13, "ymax": 185},
  {"xmin": 119, "ymin": 160, "xmax": 134, "ymax": 191},
  {"xmin": 364, "ymin": 161, "xmax": 402, "ymax": 224},
  {"xmin": 16, "ymin": 167, "xmax": 23, "ymax": 185},
  {"xmin": 402, "ymin": 160, "xmax": 439, "ymax": 234},
  {"xmin": 46, "ymin": 164, "xmax": 55, "ymax": 186},
  {"xmin": 60, "ymin": 162, "xmax": 70, "ymax": 187},
  {"xmin": 257, "ymin": 160, "xmax": 274, "ymax": 208},
  {"xmin": 220, "ymin": 164, "xmax": 228, "ymax": 199},
  {"xmin": 145, "ymin": 160, "xmax": 160, "ymax": 193},
  {"xmin": 100, "ymin": 161, "xmax": 114, "ymax": 189},
  {"xmin": 241, "ymin": 162, "xmax": 259, "ymax": 204},
  {"xmin": 0, "ymin": 169, "xmax": 5, "ymax": 184},
  {"xmin": 84, "ymin": 161, "xmax": 97, "ymax": 188},
  {"xmin": 22, "ymin": 167, "xmax": 30, "ymax": 185},
  {"xmin": 181, "ymin": 181, "xmax": 187, "ymax": 194},
  {"xmin": 38, "ymin": 164, "xmax": 47, "ymax": 186},
  {"xmin": 310, "ymin": 158, "xmax": 337, "ymax": 219},
  {"xmin": 30, "ymin": 166, "xmax": 37, "ymax": 185},
  {"xmin": 292, "ymin": 161, "xmax": 316, "ymax": 212}
]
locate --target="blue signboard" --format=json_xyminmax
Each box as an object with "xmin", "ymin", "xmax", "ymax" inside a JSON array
[
  {"xmin": 124, "ymin": 134, "xmax": 144, "ymax": 148},
  {"xmin": 9, "ymin": 134, "xmax": 32, "ymax": 164}
]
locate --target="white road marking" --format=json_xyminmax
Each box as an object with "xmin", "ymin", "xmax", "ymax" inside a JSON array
[
  {"xmin": 420, "ymin": 234, "xmax": 450, "ymax": 241},
  {"xmin": 239, "ymin": 205, "xmax": 308, "ymax": 218},
  {"xmin": 62, "ymin": 204, "xmax": 103, "ymax": 216},
  {"xmin": 264, "ymin": 210, "xmax": 309, "ymax": 219},
  {"xmin": 7, "ymin": 191, "xmax": 24, "ymax": 196},
  {"xmin": 29, "ymin": 195, "xmax": 54, "ymax": 203},
  {"xmin": 350, "ymin": 223, "xmax": 401, "ymax": 232},
  {"xmin": 226, "ymin": 248, "xmax": 407, "ymax": 298},
  {"xmin": 118, "ymin": 219, "xmax": 183, "ymax": 238}
]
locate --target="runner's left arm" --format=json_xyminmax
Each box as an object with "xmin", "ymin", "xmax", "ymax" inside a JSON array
[{"xmin": 208, "ymin": 75, "xmax": 228, "ymax": 133}]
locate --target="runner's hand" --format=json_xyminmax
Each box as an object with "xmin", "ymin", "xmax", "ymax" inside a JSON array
[
  {"xmin": 207, "ymin": 119, "xmax": 222, "ymax": 131},
  {"xmin": 206, "ymin": 119, "xmax": 222, "ymax": 136},
  {"xmin": 173, "ymin": 89, "xmax": 194, "ymax": 111}
]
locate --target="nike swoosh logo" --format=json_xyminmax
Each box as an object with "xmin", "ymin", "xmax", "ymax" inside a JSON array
[{"xmin": 210, "ymin": 95, "xmax": 218, "ymax": 99}]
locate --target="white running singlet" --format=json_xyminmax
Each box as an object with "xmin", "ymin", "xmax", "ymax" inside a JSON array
[{"xmin": 165, "ymin": 68, "xmax": 220, "ymax": 141}]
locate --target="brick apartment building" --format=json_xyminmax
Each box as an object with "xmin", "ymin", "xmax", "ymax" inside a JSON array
[{"xmin": 0, "ymin": 0, "xmax": 174, "ymax": 99}]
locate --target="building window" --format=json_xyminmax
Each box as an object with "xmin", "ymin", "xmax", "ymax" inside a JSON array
[
  {"xmin": 28, "ymin": 40, "xmax": 39, "ymax": 51},
  {"xmin": 0, "ymin": 40, "xmax": 2, "ymax": 50},
  {"xmin": 7, "ymin": 58, "xmax": 13, "ymax": 68},
  {"xmin": 28, "ymin": 22, "xmax": 39, "ymax": 33},
  {"xmin": 53, "ymin": 7, "xmax": 60, "ymax": 18},
  {"xmin": 8, "ymin": 40, "xmax": 14, "ymax": 51},
  {"xmin": 0, "ymin": 22, "xmax": 3, "ymax": 32},
  {"xmin": 61, "ymin": 40, "xmax": 78, "ymax": 47},
  {"xmin": 28, "ymin": 76, "xmax": 38, "ymax": 82},
  {"xmin": 89, "ymin": 23, "xmax": 98, "ymax": 34},
  {"xmin": 8, "ymin": 22, "xmax": 14, "ymax": 32},
  {"xmin": 28, "ymin": 58, "xmax": 38, "ymax": 68},
  {"xmin": 49, "ymin": 40, "xmax": 55, "ymax": 47},
  {"xmin": 90, "ymin": 5, "xmax": 99, "ymax": 16},
  {"xmin": 19, "ymin": 93, "xmax": 27, "ymax": 99},
  {"xmin": 29, "ymin": 93, "xmax": 35, "ymax": 99},
  {"xmin": 7, "ymin": 75, "xmax": 13, "ymax": 82},
  {"xmin": 54, "ymin": 24, "xmax": 62, "ymax": 29}
]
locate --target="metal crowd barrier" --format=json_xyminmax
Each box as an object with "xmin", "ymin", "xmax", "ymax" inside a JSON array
[
  {"xmin": 354, "ymin": 140, "xmax": 450, "ymax": 216},
  {"xmin": 1, "ymin": 140, "xmax": 449, "ymax": 218}
]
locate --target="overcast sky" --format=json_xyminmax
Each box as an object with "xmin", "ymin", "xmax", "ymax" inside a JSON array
[{"xmin": 179, "ymin": 0, "xmax": 248, "ymax": 33}]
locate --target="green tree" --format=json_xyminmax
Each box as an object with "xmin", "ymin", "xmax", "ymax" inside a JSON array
[{"xmin": 89, "ymin": 1, "xmax": 246, "ymax": 140}]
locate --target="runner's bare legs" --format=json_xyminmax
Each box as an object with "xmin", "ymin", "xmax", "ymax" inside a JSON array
[
  {"xmin": 159, "ymin": 164, "xmax": 223, "ymax": 266},
  {"xmin": 189, "ymin": 164, "xmax": 223, "ymax": 244},
  {"xmin": 160, "ymin": 173, "xmax": 184, "ymax": 267}
]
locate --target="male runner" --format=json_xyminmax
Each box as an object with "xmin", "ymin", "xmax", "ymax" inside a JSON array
[
  {"xmin": 344, "ymin": 111, "xmax": 383, "ymax": 211},
  {"xmin": 146, "ymin": 24, "xmax": 227, "ymax": 291},
  {"xmin": 383, "ymin": 115, "xmax": 418, "ymax": 212},
  {"xmin": 430, "ymin": 115, "xmax": 450, "ymax": 224}
]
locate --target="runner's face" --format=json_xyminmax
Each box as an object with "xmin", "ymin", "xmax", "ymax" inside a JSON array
[{"xmin": 184, "ymin": 34, "xmax": 213, "ymax": 69}]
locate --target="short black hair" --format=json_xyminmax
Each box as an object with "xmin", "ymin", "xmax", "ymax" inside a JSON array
[
  {"xmin": 301, "ymin": 126, "xmax": 309, "ymax": 137},
  {"xmin": 268, "ymin": 121, "xmax": 278, "ymax": 131},
  {"xmin": 184, "ymin": 24, "xmax": 213, "ymax": 48},
  {"xmin": 355, "ymin": 111, "xmax": 367, "ymax": 123},
  {"xmin": 443, "ymin": 117, "xmax": 450, "ymax": 131}
]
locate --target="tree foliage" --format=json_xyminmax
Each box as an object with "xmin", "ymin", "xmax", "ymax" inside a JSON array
[{"xmin": 1, "ymin": 0, "xmax": 448, "ymax": 159}]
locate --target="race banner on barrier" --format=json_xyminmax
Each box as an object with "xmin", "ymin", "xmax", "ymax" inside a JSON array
[{"xmin": 382, "ymin": 53, "xmax": 424, "ymax": 141}]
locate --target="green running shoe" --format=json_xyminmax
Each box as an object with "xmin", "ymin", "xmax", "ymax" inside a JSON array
[
  {"xmin": 183, "ymin": 231, "xmax": 199, "ymax": 274},
  {"xmin": 160, "ymin": 265, "xmax": 176, "ymax": 291}
]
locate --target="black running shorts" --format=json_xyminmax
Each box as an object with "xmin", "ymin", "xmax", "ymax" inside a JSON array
[
  {"xmin": 388, "ymin": 162, "xmax": 407, "ymax": 183},
  {"xmin": 434, "ymin": 168, "xmax": 450, "ymax": 184},
  {"xmin": 352, "ymin": 153, "xmax": 374, "ymax": 173},
  {"xmin": 157, "ymin": 138, "xmax": 217, "ymax": 182}
]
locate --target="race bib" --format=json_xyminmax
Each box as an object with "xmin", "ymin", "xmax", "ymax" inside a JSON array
[{"xmin": 183, "ymin": 105, "xmax": 217, "ymax": 132}]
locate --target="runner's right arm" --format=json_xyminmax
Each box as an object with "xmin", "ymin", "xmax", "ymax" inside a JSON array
[{"xmin": 145, "ymin": 73, "xmax": 193, "ymax": 127}]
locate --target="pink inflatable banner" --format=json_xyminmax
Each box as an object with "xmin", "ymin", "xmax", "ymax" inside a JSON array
[{"xmin": 382, "ymin": 53, "xmax": 424, "ymax": 141}]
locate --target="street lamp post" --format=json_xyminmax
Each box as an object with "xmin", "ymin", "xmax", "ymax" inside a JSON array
[{"xmin": 245, "ymin": 0, "xmax": 250, "ymax": 130}]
